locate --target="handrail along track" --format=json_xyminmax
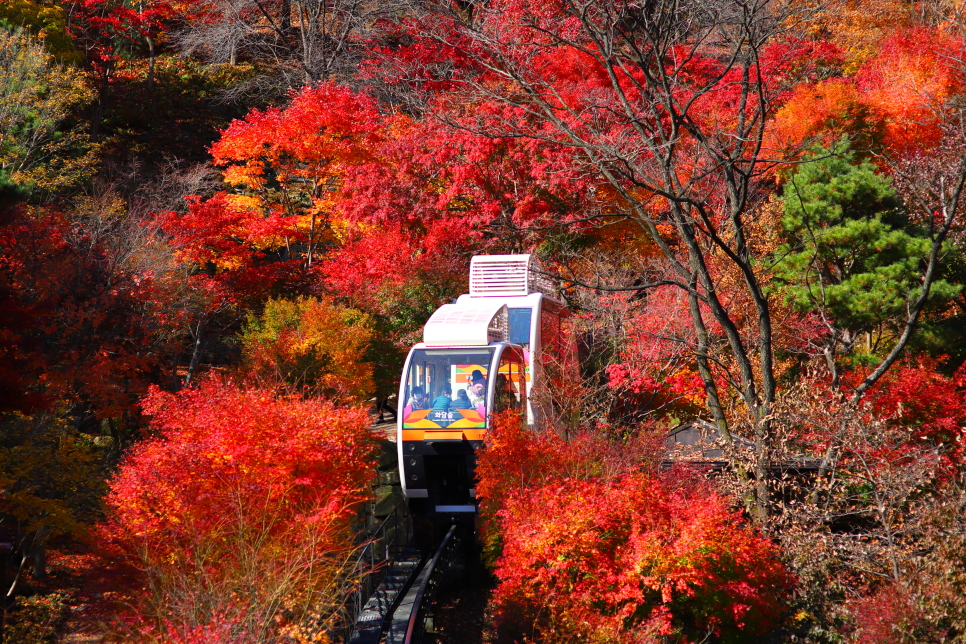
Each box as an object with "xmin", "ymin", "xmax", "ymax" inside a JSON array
[
  {"xmin": 343, "ymin": 499, "xmax": 414, "ymax": 643},
  {"xmin": 347, "ymin": 519, "xmax": 465, "ymax": 644},
  {"xmin": 403, "ymin": 524, "xmax": 460, "ymax": 644}
]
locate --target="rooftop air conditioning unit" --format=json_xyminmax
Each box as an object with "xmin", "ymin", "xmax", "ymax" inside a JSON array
[{"xmin": 468, "ymin": 254, "xmax": 556, "ymax": 298}]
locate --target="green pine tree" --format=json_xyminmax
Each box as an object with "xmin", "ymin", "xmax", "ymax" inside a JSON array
[{"xmin": 774, "ymin": 140, "xmax": 960, "ymax": 345}]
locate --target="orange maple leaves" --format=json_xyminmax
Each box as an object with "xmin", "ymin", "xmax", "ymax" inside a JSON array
[
  {"xmin": 211, "ymin": 83, "xmax": 383, "ymax": 219},
  {"xmin": 769, "ymin": 27, "xmax": 966, "ymax": 158}
]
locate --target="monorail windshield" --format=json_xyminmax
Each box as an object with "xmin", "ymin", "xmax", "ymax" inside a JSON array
[{"xmin": 402, "ymin": 348, "xmax": 495, "ymax": 430}]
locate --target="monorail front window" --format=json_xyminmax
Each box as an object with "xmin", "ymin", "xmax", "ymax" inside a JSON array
[{"xmin": 402, "ymin": 348, "xmax": 494, "ymax": 430}]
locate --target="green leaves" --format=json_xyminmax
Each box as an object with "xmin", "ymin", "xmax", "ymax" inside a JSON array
[{"xmin": 773, "ymin": 140, "xmax": 961, "ymax": 333}]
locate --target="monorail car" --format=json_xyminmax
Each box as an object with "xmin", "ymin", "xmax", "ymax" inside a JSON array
[{"xmin": 397, "ymin": 255, "xmax": 572, "ymax": 521}]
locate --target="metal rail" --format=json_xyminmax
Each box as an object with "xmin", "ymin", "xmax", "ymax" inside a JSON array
[
  {"xmin": 342, "ymin": 499, "xmax": 413, "ymax": 642},
  {"xmin": 402, "ymin": 524, "xmax": 459, "ymax": 644}
]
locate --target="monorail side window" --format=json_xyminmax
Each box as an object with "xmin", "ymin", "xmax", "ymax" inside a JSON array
[
  {"xmin": 540, "ymin": 309, "xmax": 562, "ymax": 375},
  {"xmin": 402, "ymin": 348, "xmax": 494, "ymax": 430},
  {"xmin": 495, "ymin": 347, "xmax": 527, "ymax": 414},
  {"xmin": 508, "ymin": 308, "xmax": 533, "ymax": 346},
  {"xmin": 539, "ymin": 307, "xmax": 579, "ymax": 401}
]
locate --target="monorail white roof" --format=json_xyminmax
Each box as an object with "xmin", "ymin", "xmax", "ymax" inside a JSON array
[{"xmin": 423, "ymin": 301, "xmax": 509, "ymax": 347}]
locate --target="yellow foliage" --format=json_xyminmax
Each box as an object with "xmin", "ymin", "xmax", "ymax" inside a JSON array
[
  {"xmin": 223, "ymin": 192, "xmax": 262, "ymax": 211},
  {"xmin": 240, "ymin": 296, "xmax": 376, "ymax": 402},
  {"xmin": 0, "ymin": 412, "xmax": 107, "ymax": 541},
  {"xmin": 0, "ymin": 26, "xmax": 96, "ymax": 194},
  {"xmin": 0, "ymin": 0, "xmax": 79, "ymax": 62},
  {"xmin": 823, "ymin": 0, "xmax": 913, "ymax": 72}
]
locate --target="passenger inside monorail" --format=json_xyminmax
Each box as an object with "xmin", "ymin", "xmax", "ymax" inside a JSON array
[
  {"xmin": 402, "ymin": 348, "xmax": 492, "ymax": 429},
  {"xmin": 450, "ymin": 389, "xmax": 473, "ymax": 410},
  {"xmin": 406, "ymin": 386, "xmax": 428, "ymax": 411},
  {"xmin": 430, "ymin": 386, "xmax": 452, "ymax": 410},
  {"xmin": 467, "ymin": 371, "xmax": 486, "ymax": 408}
]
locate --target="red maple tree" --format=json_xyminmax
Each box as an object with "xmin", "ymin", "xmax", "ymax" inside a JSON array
[
  {"xmin": 476, "ymin": 412, "xmax": 791, "ymax": 643},
  {"xmin": 100, "ymin": 378, "xmax": 377, "ymax": 642}
]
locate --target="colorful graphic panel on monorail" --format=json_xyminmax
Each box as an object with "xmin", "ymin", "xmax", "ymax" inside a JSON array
[{"xmin": 402, "ymin": 407, "xmax": 486, "ymax": 429}]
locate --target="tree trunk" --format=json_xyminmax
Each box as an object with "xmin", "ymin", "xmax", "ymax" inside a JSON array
[
  {"xmin": 89, "ymin": 60, "xmax": 113, "ymax": 140},
  {"xmin": 185, "ymin": 317, "xmax": 207, "ymax": 386},
  {"xmin": 146, "ymin": 36, "xmax": 155, "ymax": 92},
  {"xmin": 31, "ymin": 545, "xmax": 45, "ymax": 580}
]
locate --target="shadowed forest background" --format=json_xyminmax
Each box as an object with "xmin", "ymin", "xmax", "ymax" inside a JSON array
[{"xmin": 3, "ymin": 0, "xmax": 966, "ymax": 642}]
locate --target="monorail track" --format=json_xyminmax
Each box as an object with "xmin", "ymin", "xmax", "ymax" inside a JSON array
[{"xmin": 349, "ymin": 523, "xmax": 469, "ymax": 644}]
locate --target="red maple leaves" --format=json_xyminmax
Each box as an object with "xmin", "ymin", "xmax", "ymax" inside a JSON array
[
  {"xmin": 476, "ymin": 413, "xmax": 791, "ymax": 642},
  {"xmin": 100, "ymin": 378, "xmax": 378, "ymax": 641}
]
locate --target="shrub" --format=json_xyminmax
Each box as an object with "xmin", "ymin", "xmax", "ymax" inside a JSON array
[
  {"xmin": 5, "ymin": 592, "xmax": 70, "ymax": 644},
  {"xmin": 491, "ymin": 473, "xmax": 791, "ymax": 643},
  {"xmin": 477, "ymin": 412, "xmax": 791, "ymax": 643},
  {"xmin": 99, "ymin": 378, "xmax": 378, "ymax": 643}
]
